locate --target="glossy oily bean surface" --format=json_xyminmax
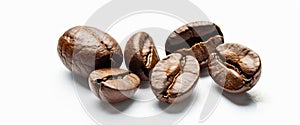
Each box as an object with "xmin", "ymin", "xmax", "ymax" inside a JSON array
[
  {"xmin": 208, "ymin": 43, "xmax": 261, "ymax": 93},
  {"xmin": 124, "ymin": 32, "xmax": 160, "ymax": 81},
  {"xmin": 174, "ymin": 35, "xmax": 224, "ymax": 68},
  {"xmin": 150, "ymin": 53, "xmax": 200, "ymax": 103},
  {"xmin": 89, "ymin": 68, "xmax": 140, "ymax": 103},
  {"xmin": 165, "ymin": 21, "xmax": 223, "ymax": 68},
  {"xmin": 58, "ymin": 26, "xmax": 123, "ymax": 77}
]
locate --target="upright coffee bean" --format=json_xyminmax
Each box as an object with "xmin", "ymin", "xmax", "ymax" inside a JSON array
[
  {"xmin": 89, "ymin": 68, "xmax": 140, "ymax": 103},
  {"xmin": 57, "ymin": 26, "xmax": 123, "ymax": 77},
  {"xmin": 208, "ymin": 43, "xmax": 262, "ymax": 93},
  {"xmin": 165, "ymin": 21, "xmax": 223, "ymax": 68},
  {"xmin": 124, "ymin": 32, "xmax": 160, "ymax": 81},
  {"xmin": 150, "ymin": 53, "xmax": 200, "ymax": 103}
]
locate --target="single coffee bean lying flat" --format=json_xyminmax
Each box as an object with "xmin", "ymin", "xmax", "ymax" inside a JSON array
[
  {"xmin": 208, "ymin": 43, "xmax": 262, "ymax": 93},
  {"xmin": 150, "ymin": 53, "xmax": 200, "ymax": 103},
  {"xmin": 165, "ymin": 21, "xmax": 223, "ymax": 68},
  {"xmin": 174, "ymin": 35, "xmax": 224, "ymax": 68},
  {"xmin": 57, "ymin": 26, "xmax": 123, "ymax": 77},
  {"xmin": 89, "ymin": 68, "xmax": 140, "ymax": 103},
  {"xmin": 124, "ymin": 32, "xmax": 160, "ymax": 81}
]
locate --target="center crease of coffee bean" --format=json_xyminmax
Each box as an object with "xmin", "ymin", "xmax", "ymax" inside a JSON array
[
  {"xmin": 162, "ymin": 56, "xmax": 186, "ymax": 98},
  {"xmin": 96, "ymin": 72, "xmax": 130, "ymax": 83},
  {"xmin": 192, "ymin": 42, "xmax": 208, "ymax": 60},
  {"xmin": 144, "ymin": 46, "xmax": 153, "ymax": 69},
  {"xmin": 140, "ymin": 35, "xmax": 154, "ymax": 76},
  {"xmin": 216, "ymin": 52, "xmax": 253, "ymax": 88}
]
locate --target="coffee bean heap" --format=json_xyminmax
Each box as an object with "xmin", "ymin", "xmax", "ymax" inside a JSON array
[{"xmin": 58, "ymin": 21, "xmax": 261, "ymax": 104}]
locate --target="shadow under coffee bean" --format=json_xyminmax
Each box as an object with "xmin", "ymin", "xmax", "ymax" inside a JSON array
[{"xmin": 208, "ymin": 43, "xmax": 262, "ymax": 93}]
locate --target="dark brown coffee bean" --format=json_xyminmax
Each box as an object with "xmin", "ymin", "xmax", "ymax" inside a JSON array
[
  {"xmin": 124, "ymin": 32, "xmax": 160, "ymax": 81},
  {"xmin": 208, "ymin": 43, "xmax": 262, "ymax": 93},
  {"xmin": 174, "ymin": 35, "xmax": 224, "ymax": 68},
  {"xmin": 57, "ymin": 26, "xmax": 123, "ymax": 77},
  {"xmin": 165, "ymin": 21, "xmax": 223, "ymax": 68},
  {"xmin": 150, "ymin": 53, "xmax": 200, "ymax": 103},
  {"xmin": 89, "ymin": 68, "xmax": 140, "ymax": 103}
]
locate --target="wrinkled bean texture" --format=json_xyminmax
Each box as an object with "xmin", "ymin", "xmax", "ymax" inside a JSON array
[
  {"xmin": 175, "ymin": 35, "xmax": 224, "ymax": 68},
  {"xmin": 57, "ymin": 26, "xmax": 123, "ymax": 77},
  {"xmin": 89, "ymin": 68, "xmax": 140, "ymax": 103},
  {"xmin": 165, "ymin": 21, "xmax": 223, "ymax": 68},
  {"xmin": 150, "ymin": 53, "xmax": 200, "ymax": 103},
  {"xmin": 208, "ymin": 43, "xmax": 262, "ymax": 93},
  {"xmin": 124, "ymin": 32, "xmax": 160, "ymax": 81}
]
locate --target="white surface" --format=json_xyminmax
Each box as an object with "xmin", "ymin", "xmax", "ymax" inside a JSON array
[{"xmin": 0, "ymin": 0, "xmax": 300, "ymax": 124}]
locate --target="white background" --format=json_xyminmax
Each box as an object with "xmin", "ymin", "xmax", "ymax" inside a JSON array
[{"xmin": 0, "ymin": 0, "xmax": 299, "ymax": 124}]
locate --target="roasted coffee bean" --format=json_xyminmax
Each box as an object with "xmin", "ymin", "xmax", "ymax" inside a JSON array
[
  {"xmin": 174, "ymin": 35, "xmax": 224, "ymax": 68},
  {"xmin": 89, "ymin": 68, "xmax": 140, "ymax": 103},
  {"xmin": 165, "ymin": 21, "xmax": 223, "ymax": 68},
  {"xmin": 150, "ymin": 53, "xmax": 200, "ymax": 103},
  {"xmin": 208, "ymin": 43, "xmax": 261, "ymax": 93},
  {"xmin": 57, "ymin": 26, "xmax": 123, "ymax": 77},
  {"xmin": 124, "ymin": 32, "xmax": 160, "ymax": 81}
]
